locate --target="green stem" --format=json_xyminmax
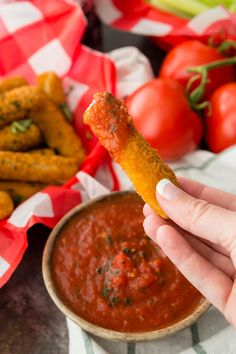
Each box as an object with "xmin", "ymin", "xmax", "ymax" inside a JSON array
[
  {"xmin": 218, "ymin": 40, "xmax": 236, "ymax": 55},
  {"xmin": 186, "ymin": 56, "xmax": 236, "ymax": 111},
  {"xmin": 188, "ymin": 56, "xmax": 236, "ymax": 74}
]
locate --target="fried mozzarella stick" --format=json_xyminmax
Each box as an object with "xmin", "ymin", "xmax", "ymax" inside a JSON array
[
  {"xmin": 0, "ymin": 181, "xmax": 46, "ymax": 205},
  {"xmin": 0, "ymin": 151, "xmax": 78, "ymax": 184},
  {"xmin": 0, "ymin": 76, "xmax": 28, "ymax": 94},
  {"xmin": 0, "ymin": 191, "xmax": 14, "ymax": 220},
  {"xmin": 30, "ymin": 99, "xmax": 85, "ymax": 164},
  {"xmin": 0, "ymin": 86, "xmax": 44, "ymax": 128},
  {"xmin": 29, "ymin": 148, "xmax": 56, "ymax": 156},
  {"xmin": 0, "ymin": 123, "xmax": 43, "ymax": 151},
  {"xmin": 37, "ymin": 72, "xmax": 65, "ymax": 105},
  {"xmin": 84, "ymin": 92, "xmax": 177, "ymax": 219}
]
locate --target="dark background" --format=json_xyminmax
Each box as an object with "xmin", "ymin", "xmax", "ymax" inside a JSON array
[{"xmin": 0, "ymin": 24, "xmax": 165, "ymax": 354}]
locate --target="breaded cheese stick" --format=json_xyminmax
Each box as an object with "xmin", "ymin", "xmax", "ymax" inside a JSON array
[
  {"xmin": 84, "ymin": 92, "xmax": 178, "ymax": 219},
  {"xmin": 0, "ymin": 151, "xmax": 78, "ymax": 184},
  {"xmin": 0, "ymin": 181, "xmax": 46, "ymax": 205},
  {"xmin": 37, "ymin": 72, "xmax": 65, "ymax": 105},
  {"xmin": 0, "ymin": 76, "xmax": 28, "ymax": 94},
  {"xmin": 0, "ymin": 191, "xmax": 14, "ymax": 220},
  {"xmin": 29, "ymin": 148, "xmax": 56, "ymax": 156},
  {"xmin": 0, "ymin": 123, "xmax": 43, "ymax": 151},
  {"xmin": 0, "ymin": 86, "xmax": 44, "ymax": 128},
  {"xmin": 30, "ymin": 99, "xmax": 85, "ymax": 164}
]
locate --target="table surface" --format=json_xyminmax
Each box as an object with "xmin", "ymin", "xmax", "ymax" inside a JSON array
[{"xmin": 0, "ymin": 24, "xmax": 165, "ymax": 354}]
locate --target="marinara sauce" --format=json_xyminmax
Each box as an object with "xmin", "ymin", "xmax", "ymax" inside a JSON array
[{"xmin": 51, "ymin": 192, "xmax": 203, "ymax": 332}]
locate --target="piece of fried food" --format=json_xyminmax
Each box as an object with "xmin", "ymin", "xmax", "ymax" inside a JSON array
[
  {"xmin": 30, "ymin": 99, "xmax": 85, "ymax": 163},
  {"xmin": 37, "ymin": 72, "xmax": 65, "ymax": 105},
  {"xmin": 0, "ymin": 191, "xmax": 14, "ymax": 220},
  {"xmin": 0, "ymin": 76, "xmax": 28, "ymax": 94},
  {"xmin": 0, "ymin": 181, "xmax": 46, "ymax": 205},
  {"xmin": 29, "ymin": 148, "xmax": 56, "ymax": 156},
  {"xmin": 84, "ymin": 92, "xmax": 178, "ymax": 219},
  {"xmin": 0, "ymin": 151, "xmax": 78, "ymax": 184},
  {"xmin": 0, "ymin": 122, "xmax": 43, "ymax": 151},
  {"xmin": 0, "ymin": 86, "xmax": 44, "ymax": 128}
]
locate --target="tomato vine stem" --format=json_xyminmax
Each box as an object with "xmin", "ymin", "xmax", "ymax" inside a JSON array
[{"xmin": 186, "ymin": 56, "xmax": 236, "ymax": 111}]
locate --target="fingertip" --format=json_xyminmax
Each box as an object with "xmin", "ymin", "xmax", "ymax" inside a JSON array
[
  {"xmin": 156, "ymin": 224, "xmax": 176, "ymax": 249},
  {"xmin": 143, "ymin": 215, "xmax": 156, "ymax": 240},
  {"xmin": 156, "ymin": 179, "xmax": 180, "ymax": 201},
  {"xmin": 143, "ymin": 214, "xmax": 167, "ymax": 243},
  {"xmin": 143, "ymin": 203, "xmax": 155, "ymax": 217}
]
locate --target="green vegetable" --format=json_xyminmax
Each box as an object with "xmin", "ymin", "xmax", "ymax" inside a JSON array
[
  {"xmin": 11, "ymin": 119, "xmax": 32, "ymax": 134},
  {"xmin": 147, "ymin": 0, "xmax": 236, "ymax": 18}
]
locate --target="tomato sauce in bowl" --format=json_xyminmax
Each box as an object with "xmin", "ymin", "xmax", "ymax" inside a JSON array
[{"xmin": 50, "ymin": 192, "xmax": 204, "ymax": 333}]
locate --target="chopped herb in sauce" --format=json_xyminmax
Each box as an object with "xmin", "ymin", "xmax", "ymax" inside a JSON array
[
  {"xmin": 139, "ymin": 251, "xmax": 147, "ymax": 259},
  {"xmin": 124, "ymin": 298, "xmax": 132, "ymax": 306},
  {"xmin": 102, "ymin": 287, "xmax": 111, "ymax": 298},
  {"xmin": 96, "ymin": 267, "xmax": 103, "ymax": 274},
  {"xmin": 122, "ymin": 247, "xmax": 131, "ymax": 256},
  {"xmin": 106, "ymin": 236, "xmax": 113, "ymax": 245},
  {"xmin": 51, "ymin": 193, "xmax": 203, "ymax": 332},
  {"xmin": 109, "ymin": 297, "xmax": 120, "ymax": 307},
  {"xmin": 159, "ymin": 278, "xmax": 165, "ymax": 286}
]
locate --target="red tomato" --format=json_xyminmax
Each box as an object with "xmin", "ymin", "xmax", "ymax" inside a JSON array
[
  {"xmin": 125, "ymin": 79, "xmax": 202, "ymax": 161},
  {"xmin": 160, "ymin": 41, "xmax": 235, "ymax": 99},
  {"xmin": 206, "ymin": 83, "xmax": 236, "ymax": 153}
]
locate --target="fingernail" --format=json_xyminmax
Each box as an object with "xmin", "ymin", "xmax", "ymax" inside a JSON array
[{"xmin": 156, "ymin": 179, "xmax": 179, "ymax": 200}]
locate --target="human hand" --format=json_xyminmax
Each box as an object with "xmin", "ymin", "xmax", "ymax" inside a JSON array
[{"xmin": 143, "ymin": 177, "xmax": 236, "ymax": 328}]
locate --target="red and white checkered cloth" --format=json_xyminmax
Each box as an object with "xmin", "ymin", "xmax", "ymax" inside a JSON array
[
  {"xmin": 0, "ymin": 0, "xmax": 120, "ymax": 287},
  {"xmin": 94, "ymin": 0, "xmax": 236, "ymax": 48}
]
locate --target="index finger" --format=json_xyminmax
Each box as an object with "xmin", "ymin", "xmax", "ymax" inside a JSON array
[
  {"xmin": 156, "ymin": 179, "xmax": 236, "ymax": 249},
  {"xmin": 178, "ymin": 177, "xmax": 236, "ymax": 212}
]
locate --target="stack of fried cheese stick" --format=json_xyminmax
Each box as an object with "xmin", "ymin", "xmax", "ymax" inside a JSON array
[
  {"xmin": 0, "ymin": 73, "xmax": 85, "ymax": 219},
  {"xmin": 84, "ymin": 92, "xmax": 178, "ymax": 219}
]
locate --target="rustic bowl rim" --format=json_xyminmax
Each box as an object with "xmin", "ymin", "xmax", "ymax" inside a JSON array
[{"xmin": 42, "ymin": 190, "xmax": 210, "ymax": 342}]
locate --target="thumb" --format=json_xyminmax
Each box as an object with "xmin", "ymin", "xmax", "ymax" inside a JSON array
[{"xmin": 156, "ymin": 179, "xmax": 236, "ymax": 249}]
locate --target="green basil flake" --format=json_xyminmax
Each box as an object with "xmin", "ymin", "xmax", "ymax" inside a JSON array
[
  {"xmin": 124, "ymin": 297, "xmax": 132, "ymax": 306},
  {"xmin": 59, "ymin": 103, "xmax": 72, "ymax": 122},
  {"xmin": 106, "ymin": 236, "xmax": 113, "ymax": 245},
  {"xmin": 109, "ymin": 297, "xmax": 120, "ymax": 307},
  {"xmin": 96, "ymin": 267, "xmax": 103, "ymax": 274},
  {"xmin": 139, "ymin": 251, "xmax": 147, "ymax": 259},
  {"xmin": 11, "ymin": 100, "xmax": 21, "ymax": 110},
  {"xmin": 102, "ymin": 287, "xmax": 111, "ymax": 298},
  {"xmin": 11, "ymin": 119, "xmax": 32, "ymax": 134},
  {"xmin": 122, "ymin": 247, "xmax": 131, "ymax": 256}
]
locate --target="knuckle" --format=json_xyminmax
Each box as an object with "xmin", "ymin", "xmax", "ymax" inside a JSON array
[{"xmin": 185, "ymin": 198, "xmax": 210, "ymax": 233}]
